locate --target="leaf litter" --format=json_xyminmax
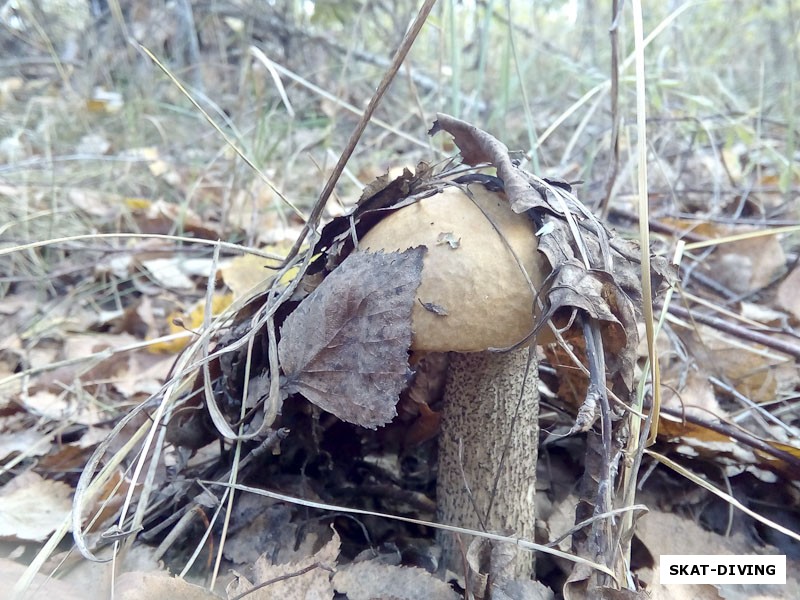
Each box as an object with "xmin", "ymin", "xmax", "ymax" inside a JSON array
[
  {"xmin": 2, "ymin": 105, "xmax": 800, "ymax": 599},
  {"xmin": 279, "ymin": 247, "xmax": 426, "ymax": 429}
]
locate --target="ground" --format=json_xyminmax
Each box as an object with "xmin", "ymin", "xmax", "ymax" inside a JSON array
[{"xmin": 1, "ymin": 1, "xmax": 799, "ymax": 599}]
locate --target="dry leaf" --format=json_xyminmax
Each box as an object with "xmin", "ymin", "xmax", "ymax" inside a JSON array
[
  {"xmin": 219, "ymin": 253, "xmax": 280, "ymax": 298},
  {"xmin": 636, "ymin": 510, "xmax": 800, "ymax": 600},
  {"xmin": 777, "ymin": 266, "xmax": 800, "ymax": 322},
  {"xmin": 705, "ymin": 232, "xmax": 785, "ymax": 293},
  {"xmin": 333, "ymin": 561, "xmax": 460, "ymax": 600},
  {"xmin": 114, "ymin": 572, "xmax": 220, "ymax": 600},
  {"xmin": 465, "ymin": 537, "xmax": 554, "ymax": 599},
  {"xmin": 0, "ymin": 558, "xmax": 85, "ymax": 600},
  {"xmin": 0, "ymin": 422, "xmax": 51, "ymax": 461},
  {"xmin": 657, "ymin": 364, "xmax": 800, "ymax": 480},
  {"xmin": 149, "ymin": 293, "xmax": 233, "ymax": 354},
  {"xmin": 279, "ymin": 248, "xmax": 425, "ymax": 429},
  {"xmin": 681, "ymin": 324, "xmax": 797, "ymax": 404},
  {"xmin": 222, "ymin": 496, "xmax": 296, "ymax": 565},
  {"xmin": 139, "ymin": 257, "xmax": 196, "ymax": 290},
  {"xmin": 227, "ymin": 528, "xmax": 340, "ymax": 600},
  {"xmin": 87, "ymin": 87, "xmax": 124, "ymax": 113},
  {"xmin": 127, "ymin": 198, "xmax": 221, "ymax": 239},
  {"xmin": 0, "ymin": 472, "xmax": 72, "ymax": 542}
]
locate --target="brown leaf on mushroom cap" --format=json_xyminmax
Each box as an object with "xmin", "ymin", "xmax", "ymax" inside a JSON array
[
  {"xmin": 540, "ymin": 261, "xmax": 639, "ymax": 393},
  {"xmin": 278, "ymin": 248, "xmax": 426, "ymax": 429},
  {"xmin": 429, "ymin": 113, "xmax": 677, "ymax": 396},
  {"xmin": 429, "ymin": 114, "xmax": 548, "ymax": 214}
]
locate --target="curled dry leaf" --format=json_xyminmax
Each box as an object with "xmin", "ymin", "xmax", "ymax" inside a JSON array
[
  {"xmin": 539, "ymin": 261, "xmax": 639, "ymax": 393},
  {"xmin": 429, "ymin": 114, "xmax": 557, "ymax": 214},
  {"xmin": 431, "ymin": 112, "xmax": 676, "ymax": 396},
  {"xmin": 278, "ymin": 248, "xmax": 426, "ymax": 429}
]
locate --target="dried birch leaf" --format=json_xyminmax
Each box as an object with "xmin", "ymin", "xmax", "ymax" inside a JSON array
[{"xmin": 278, "ymin": 248, "xmax": 426, "ymax": 429}]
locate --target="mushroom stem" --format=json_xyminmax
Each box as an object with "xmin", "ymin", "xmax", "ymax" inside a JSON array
[{"xmin": 436, "ymin": 347, "xmax": 539, "ymax": 579}]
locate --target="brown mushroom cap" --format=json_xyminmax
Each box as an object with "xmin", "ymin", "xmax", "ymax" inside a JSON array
[{"xmin": 358, "ymin": 183, "xmax": 549, "ymax": 352}]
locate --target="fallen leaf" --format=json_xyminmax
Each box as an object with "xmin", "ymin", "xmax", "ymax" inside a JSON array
[
  {"xmin": 87, "ymin": 87, "xmax": 123, "ymax": 113},
  {"xmin": 279, "ymin": 248, "xmax": 425, "ymax": 429},
  {"xmin": 227, "ymin": 528, "xmax": 340, "ymax": 600},
  {"xmin": 333, "ymin": 561, "xmax": 460, "ymax": 600},
  {"xmin": 683, "ymin": 324, "xmax": 797, "ymax": 404},
  {"xmin": 777, "ymin": 266, "xmax": 800, "ymax": 322},
  {"xmin": 127, "ymin": 197, "xmax": 221, "ymax": 239},
  {"xmin": 114, "ymin": 572, "xmax": 219, "ymax": 600},
  {"xmin": 139, "ymin": 257, "xmax": 196, "ymax": 290},
  {"xmin": 0, "ymin": 558, "xmax": 85, "ymax": 600},
  {"xmin": 0, "ymin": 419, "xmax": 51, "ymax": 461},
  {"xmin": 704, "ymin": 234, "xmax": 785, "ymax": 294},
  {"xmin": 635, "ymin": 509, "xmax": 800, "ymax": 600},
  {"xmin": 222, "ymin": 496, "xmax": 296, "ymax": 565},
  {"xmin": 219, "ymin": 253, "xmax": 280, "ymax": 298},
  {"xmin": 149, "ymin": 293, "xmax": 233, "ymax": 354},
  {"xmin": 0, "ymin": 472, "xmax": 72, "ymax": 542}
]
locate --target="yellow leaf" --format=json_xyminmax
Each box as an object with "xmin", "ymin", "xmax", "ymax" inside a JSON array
[
  {"xmin": 148, "ymin": 293, "xmax": 234, "ymax": 354},
  {"xmin": 124, "ymin": 197, "xmax": 152, "ymax": 211}
]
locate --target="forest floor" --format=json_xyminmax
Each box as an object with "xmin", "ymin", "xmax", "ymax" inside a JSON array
[{"xmin": 1, "ymin": 2, "xmax": 799, "ymax": 599}]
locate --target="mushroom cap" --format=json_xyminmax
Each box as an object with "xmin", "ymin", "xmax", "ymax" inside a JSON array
[{"xmin": 358, "ymin": 183, "xmax": 548, "ymax": 352}]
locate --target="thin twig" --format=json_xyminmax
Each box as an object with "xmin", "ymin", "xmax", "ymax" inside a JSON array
[
  {"xmin": 659, "ymin": 406, "xmax": 800, "ymax": 474},
  {"xmin": 280, "ymin": 0, "xmax": 438, "ymax": 268},
  {"xmin": 228, "ymin": 563, "xmax": 330, "ymax": 600},
  {"xmin": 667, "ymin": 302, "xmax": 800, "ymax": 360},
  {"xmin": 597, "ymin": 0, "xmax": 622, "ymax": 218}
]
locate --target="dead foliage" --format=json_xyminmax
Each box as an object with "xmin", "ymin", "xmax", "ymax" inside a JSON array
[{"xmin": 2, "ymin": 2, "xmax": 800, "ymax": 599}]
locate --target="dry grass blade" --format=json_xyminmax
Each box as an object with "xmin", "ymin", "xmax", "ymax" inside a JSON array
[
  {"xmin": 682, "ymin": 224, "xmax": 800, "ymax": 250},
  {"xmin": 0, "ymin": 233, "xmax": 284, "ymax": 260},
  {"xmin": 613, "ymin": 0, "xmax": 662, "ymax": 584},
  {"xmin": 248, "ymin": 46, "xmax": 295, "ymax": 118},
  {"xmin": 204, "ymin": 480, "xmax": 618, "ymax": 580},
  {"xmin": 3, "ymin": 1, "xmax": 798, "ymax": 596},
  {"xmin": 631, "ymin": 0, "xmax": 660, "ymax": 446},
  {"xmin": 136, "ymin": 44, "xmax": 305, "ymax": 221},
  {"xmin": 647, "ymin": 450, "xmax": 800, "ymax": 544},
  {"xmin": 281, "ymin": 0, "xmax": 439, "ymax": 268}
]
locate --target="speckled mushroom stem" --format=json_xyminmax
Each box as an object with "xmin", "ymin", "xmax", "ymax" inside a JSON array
[{"xmin": 436, "ymin": 347, "xmax": 539, "ymax": 580}]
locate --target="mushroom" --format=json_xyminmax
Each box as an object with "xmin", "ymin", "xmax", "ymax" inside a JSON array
[{"xmin": 358, "ymin": 181, "xmax": 550, "ymax": 577}]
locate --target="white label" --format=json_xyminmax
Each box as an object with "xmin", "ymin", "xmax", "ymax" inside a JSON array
[{"xmin": 660, "ymin": 555, "xmax": 786, "ymax": 584}]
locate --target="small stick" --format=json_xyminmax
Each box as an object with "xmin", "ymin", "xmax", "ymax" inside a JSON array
[
  {"xmin": 280, "ymin": 0, "xmax": 438, "ymax": 267},
  {"xmin": 667, "ymin": 303, "xmax": 800, "ymax": 360}
]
